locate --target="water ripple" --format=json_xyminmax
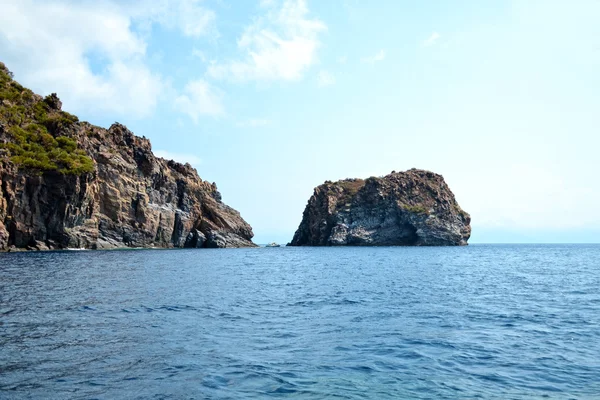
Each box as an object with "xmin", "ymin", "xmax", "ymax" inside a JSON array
[{"xmin": 1, "ymin": 244, "xmax": 600, "ymax": 398}]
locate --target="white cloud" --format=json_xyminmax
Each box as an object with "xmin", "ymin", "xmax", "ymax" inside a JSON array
[
  {"xmin": 0, "ymin": 0, "xmax": 165, "ymax": 118},
  {"xmin": 126, "ymin": 0, "xmax": 216, "ymax": 39},
  {"xmin": 423, "ymin": 31, "xmax": 440, "ymax": 47},
  {"xmin": 154, "ymin": 150, "xmax": 202, "ymax": 166},
  {"xmin": 192, "ymin": 48, "xmax": 208, "ymax": 62},
  {"xmin": 178, "ymin": 1, "xmax": 216, "ymax": 38},
  {"xmin": 236, "ymin": 118, "xmax": 272, "ymax": 128},
  {"xmin": 175, "ymin": 79, "xmax": 225, "ymax": 122},
  {"xmin": 0, "ymin": 0, "xmax": 220, "ymax": 119},
  {"xmin": 361, "ymin": 49, "xmax": 386, "ymax": 64},
  {"xmin": 207, "ymin": 0, "xmax": 326, "ymax": 82},
  {"xmin": 337, "ymin": 55, "xmax": 348, "ymax": 64},
  {"xmin": 259, "ymin": 0, "xmax": 276, "ymax": 7},
  {"xmin": 317, "ymin": 70, "xmax": 335, "ymax": 87}
]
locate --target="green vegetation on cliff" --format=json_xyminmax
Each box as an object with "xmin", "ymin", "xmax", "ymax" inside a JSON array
[
  {"xmin": 334, "ymin": 178, "xmax": 365, "ymax": 206},
  {"xmin": 0, "ymin": 63, "xmax": 94, "ymax": 175},
  {"xmin": 402, "ymin": 204, "xmax": 429, "ymax": 215}
]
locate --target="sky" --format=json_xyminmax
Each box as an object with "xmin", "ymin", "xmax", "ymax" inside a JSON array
[{"xmin": 0, "ymin": 0, "xmax": 599, "ymax": 244}]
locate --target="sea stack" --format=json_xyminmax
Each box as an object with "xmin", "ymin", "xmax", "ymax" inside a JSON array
[
  {"xmin": 289, "ymin": 169, "xmax": 471, "ymax": 246},
  {"xmin": 0, "ymin": 62, "xmax": 256, "ymax": 251}
]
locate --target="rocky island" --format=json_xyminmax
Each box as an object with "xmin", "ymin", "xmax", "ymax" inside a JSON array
[
  {"xmin": 0, "ymin": 62, "xmax": 255, "ymax": 251},
  {"xmin": 289, "ymin": 169, "xmax": 471, "ymax": 246}
]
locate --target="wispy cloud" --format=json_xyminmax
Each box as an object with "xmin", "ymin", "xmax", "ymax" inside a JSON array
[
  {"xmin": 0, "ymin": 0, "xmax": 166, "ymax": 118},
  {"xmin": 259, "ymin": 0, "xmax": 276, "ymax": 7},
  {"xmin": 0, "ymin": 0, "xmax": 219, "ymax": 119},
  {"xmin": 207, "ymin": 0, "xmax": 326, "ymax": 82},
  {"xmin": 175, "ymin": 79, "xmax": 224, "ymax": 122},
  {"xmin": 191, "ymin": 48, "xmax": 207, "ymax": 62},
  {"xmin": 154, "ymin": 150, "xmax": 202, "ymax": 167},
  {"xmin": 337, "ymin": 55, "xmax": 347, "ymax": 64},
  {"xmin": 317, "ymin": 70, "xmax": 335, "ymax": 87},
  {"xmin": 236, "ymin": 118, "xmax": 272, "ymax": 128},
  {"xmin": 361, "ymin": 49, "xmax": 386, "ymax": 64},
  {"xmin": 423, "ymin": 31, "xmax": 440, "ymax": 47},
  {"xmin": 128, "ymin": 0, "xmax": 217, "ymax": 39}
]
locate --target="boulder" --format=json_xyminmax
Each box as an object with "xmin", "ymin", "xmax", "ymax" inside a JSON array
[{"xmin": 289, "ymin": 169, "xmax": 471, "ymax": 246}]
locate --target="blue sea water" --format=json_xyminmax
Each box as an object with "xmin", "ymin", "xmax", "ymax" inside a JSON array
[{"xmin": 0, "ymin": 244, "xmax": 599, "ymax": 399}]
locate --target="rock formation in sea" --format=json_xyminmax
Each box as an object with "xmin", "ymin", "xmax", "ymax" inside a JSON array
[
  {"xmin": 289, "ymin": 169, "xmax": 471, "ymax": 246},
  {"xmin": 0, "ymin": 62, "xmax": 255, "ymax": 251}
]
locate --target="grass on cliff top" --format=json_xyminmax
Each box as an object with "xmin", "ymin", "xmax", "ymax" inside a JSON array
[
  {"xmin": 0, "ymin": 62, "xmax": 94, "ymax": 175},
  {"xmin": 338, "ymin": 179, "xmax": 365, "ymax": 196},
  {"xmin": 325, "ymin": 179, "xmax": 365, "ymax": 206}
]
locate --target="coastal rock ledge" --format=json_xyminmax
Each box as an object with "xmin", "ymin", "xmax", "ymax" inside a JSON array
[
  {"xmin": 0, "ymin": 62, "xmax": 255, "ymax": 251},
  {"xmin": 289, "ymin": 169, "xmax": 471, "ymax": 246}
]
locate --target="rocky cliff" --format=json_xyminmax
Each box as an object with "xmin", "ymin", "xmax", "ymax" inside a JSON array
[
  {"xmin": 289, "ymin": 169, "xmax": 471, "ymax": 246},
  {"xmin": 0, "ymin": 62, "xmax": 255, "ymax": 251}
]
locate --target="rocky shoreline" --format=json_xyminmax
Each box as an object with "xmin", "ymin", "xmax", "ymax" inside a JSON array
[
  {"xmin": 1, "ymin": 62, "xmax": 472, "ymax": 251},
  {"xmin": 0, "ymin": 62, "xmax": 256, "ymax": 251}
]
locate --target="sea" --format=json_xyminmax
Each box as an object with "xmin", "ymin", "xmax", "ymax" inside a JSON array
[{"xmin": 1, "ymin": 244, "xmax": 599, "ymax": 399}]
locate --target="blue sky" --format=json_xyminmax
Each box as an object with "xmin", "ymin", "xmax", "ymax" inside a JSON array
[{"xmin": 1, "ymin": 0, "xmax": 599, "ymax": 243}]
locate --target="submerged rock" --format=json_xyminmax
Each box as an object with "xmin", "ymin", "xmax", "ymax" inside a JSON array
[
  {"xmin": 289, "ymin": 169, "xmax": 471, "ymax": 246},
  {"xmin": 0, "ymin": 62, "xmax": 256, "ymax": 251}
]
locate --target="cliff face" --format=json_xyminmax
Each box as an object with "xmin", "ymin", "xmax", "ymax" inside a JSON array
[
  {"xmin": 0, "ymin": 63, "xmax": 255, "ymax": 251},
  {"xmin": 289, "ymin": 169, "xmax": 471, "ymax": 246}
]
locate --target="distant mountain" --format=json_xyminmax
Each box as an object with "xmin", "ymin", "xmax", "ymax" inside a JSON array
[
  {"xmin": 289, "ymin": 169, "xmax": 471, "ymax": 246},
  {"xmin": 0, "ymin": 62, "xmax": 256, "ymax": 251}
]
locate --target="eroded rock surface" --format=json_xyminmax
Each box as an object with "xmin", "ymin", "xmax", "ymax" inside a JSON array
[
  {"xmin": 289, "ymin": 169, "xmax": 471, "ymax": 246},
  {"xmin": 0, "ymin": 63, "xmax": 255, "ymax": 251}
]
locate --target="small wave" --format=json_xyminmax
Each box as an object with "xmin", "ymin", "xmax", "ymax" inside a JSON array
[
  {"xmin": 271, "ymin": 332, "xmax": 297, "ymax": 339},
  {"xmin": 217, "ymin": 312, "xmax": 243, "ymax": 320},
  {"xmin": 270, "ymin": 386, "xmax": 297, "ymax": 394},
  {"xmin": 331, "ymin": 299, "xmax": 361, "ymax": 305},
  {"xmin": 121, "ymin": 306, "xmax": 154, "ymax": 313},
  {"xmin": 348, "ymin": 365, "xmax": 377, "ymax": 373},
  {"xmin": 156, "ymin": 304, "xmax": 197, "ymax": 312}
]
